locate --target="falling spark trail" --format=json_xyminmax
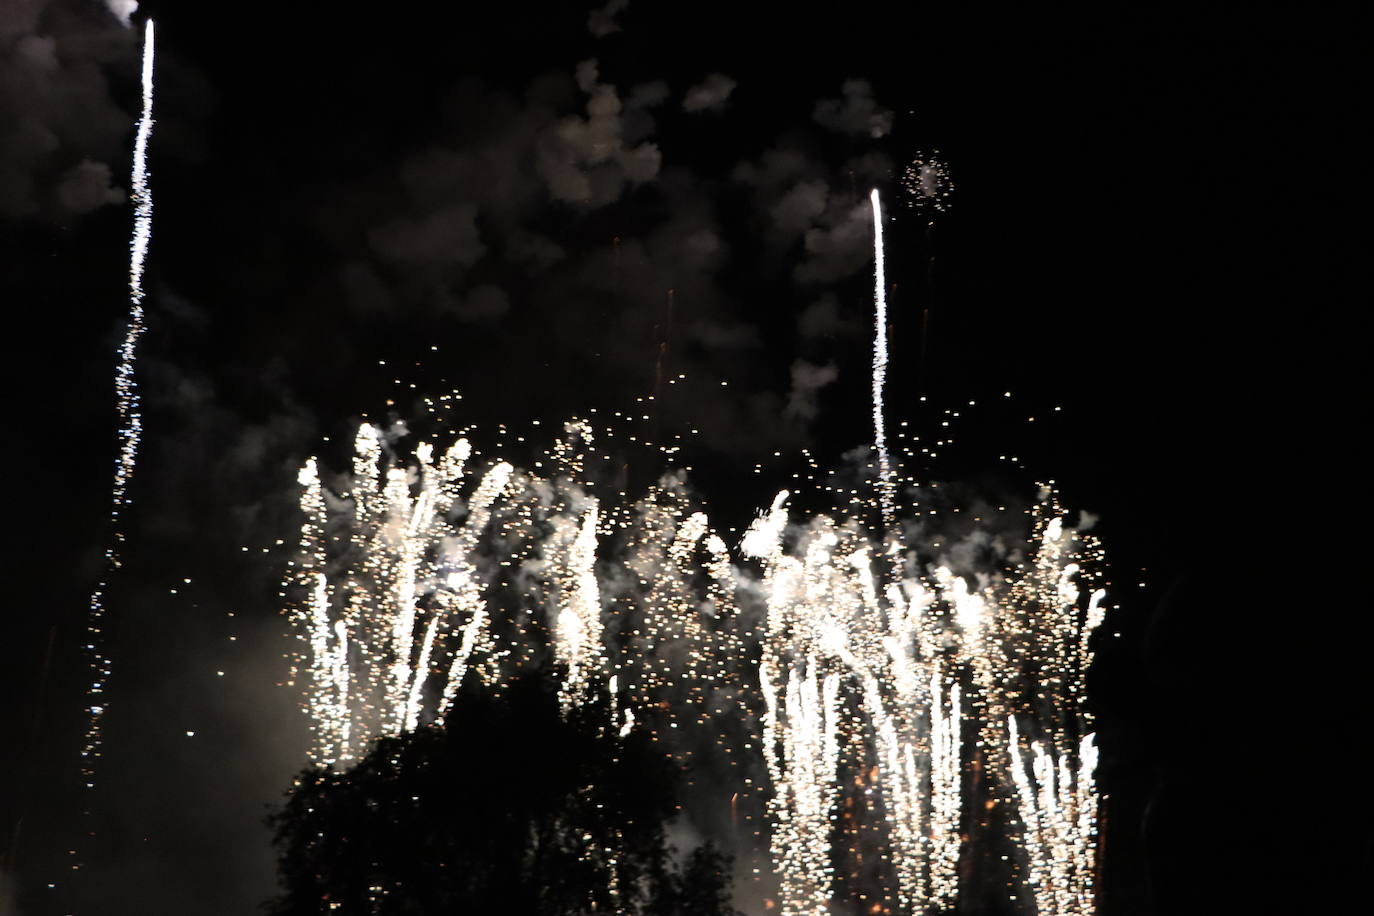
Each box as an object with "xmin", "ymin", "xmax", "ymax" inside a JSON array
[{"xmin": 79, "ymin": 17, "xmax": 154, "ymax": 855}]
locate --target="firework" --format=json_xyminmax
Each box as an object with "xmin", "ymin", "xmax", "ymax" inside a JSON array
[
  {"xmin": 870, "ymin": 190, "xmax": 899, "ymax": 562},
  {"xmin": 902, "ymin": 153, "xmax": 954, "ymax": 220},
  {"xmin": 286, "ymin": 419, "xmax": 1106, "ymax": 915},
  {"xmin": 80, "ymin": 17, "xmax": 155, "ymax": 855},
  {"xmin": 282, "ymin": 182, "xmax": 1106, "ymax": 916}
]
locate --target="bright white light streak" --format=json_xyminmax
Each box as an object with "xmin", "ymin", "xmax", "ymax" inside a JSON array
[
  {"xmin": 80, "ymin": 18, "xmax": 155, "ymax": 854},
  {"xmin": 553, "ymin": 502, "xmax": 604, "ymax": 710},
  {"xmin": 869, "ymin": 189, "xmax": 898, "ymax": 568},
  {"xmin": 1008, "ymin": 715, "xmax": 1100, "ymax": 916}
]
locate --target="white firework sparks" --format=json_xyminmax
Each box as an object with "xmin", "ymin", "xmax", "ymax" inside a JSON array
[
  {"xmin": 1008, "ymin": 717, "xmax": 1100, "ymax": 916},
  {"xmin": 902, "ymin": 153, "xmax": 954, "ymax": 220},
  {"xmin": 282, "ymin": 169, "xmax": 1106, "ymax": 916},
  {"xmin": 286, "ymin": 420, "xmax": 1106, "ymax": 914}
]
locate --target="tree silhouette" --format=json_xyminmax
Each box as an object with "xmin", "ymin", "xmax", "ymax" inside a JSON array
[{"xmin": 267, "ymin": 675, "xmax": 740, "ymax": 915}]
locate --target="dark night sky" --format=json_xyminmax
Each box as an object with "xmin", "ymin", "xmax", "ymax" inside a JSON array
[{"xmin": 0, "ymin": 2, "xmax": 1361, "ymax": 914}]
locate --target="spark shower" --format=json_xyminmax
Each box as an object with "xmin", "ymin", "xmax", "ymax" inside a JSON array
[{"xmin": 284, "ymin": 191, "xmax": 1110, "ymax": 915}]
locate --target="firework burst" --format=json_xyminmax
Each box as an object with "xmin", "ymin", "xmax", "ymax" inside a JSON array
[
  {"xmin": 902, "ymin": 153, "xmax": 954, "ymax": 222},
  {"xmin": 281, "ymin": 189, "xmax": 1106, "ymax": 916}
]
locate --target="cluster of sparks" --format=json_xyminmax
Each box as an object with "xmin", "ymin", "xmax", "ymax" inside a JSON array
[
  {"xmin": 283, "ymin": 191, "xmax": 1109, "ymax": 915},
  {"xmin": 285, "ymin": 424, "xmax": 1105, "ymax": 916},
  {"xmin": 740, "ymin": 486, "xmax": 1105, "ymax": 916},
  {"xmin": 286, "ymin": 419, "xmax": 763, "ymax": 911},
  {"xmin": 901, "ymin": 153, "xmax": 954, "ymax": 222},
  {"xmin": 287, "ymin": 413, "xmax": 763, "ymax": 763},
  {"xmin": 80, "ymin": 17, "xmax": 155, "ymax": 849}
]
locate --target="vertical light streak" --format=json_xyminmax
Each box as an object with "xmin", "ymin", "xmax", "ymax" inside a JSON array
[
  {"xmin": 869, "ymin": 189, "xmax": 898, "ymax": 557},
  {"xmin": 743, "ymin": 493, "xmax": 973, "ymax": 916},
  {"xmin": 929, "ymin": 677, "xmax": 962, "ymax": 907},
  {"xmin": 1074, "ymin": 733, "xmax": 1101, "ymax": 914},
  {"xmin": 79, "ymin": 18, "xmax": 155, "ymax": 859},
  {"xmin": 1007, "ymin": 716, "xmax": 1100, "ymax": 916},
  {"xmin": 553, "ymin": 503, "xmax": 604, "ymax": 711},
  {"xmin": 404, "ymin": 616, "xmax": 440, "ymax": 732}
]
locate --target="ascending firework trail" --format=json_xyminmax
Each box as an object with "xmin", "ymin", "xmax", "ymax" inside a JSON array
[
  {"xmin": 79, "ymin": 17, "xmax": 155, "ymax": 870},
  {"xmin": 869, "ymin": 189, "xmax": 900, "ymax": 575}
]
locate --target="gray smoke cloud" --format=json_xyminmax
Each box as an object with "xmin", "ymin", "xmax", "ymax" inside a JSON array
[
  {"xmin": 733, "ymin": 142, "xmax": 894, "ymax": 286},
  {"xmin": 683, "ymin": 72, "xmax": 737, "ymax": 113},
  {"xmin": 0, "ymin": 0, "xmax": 137, "ymax": 222},
  {"xmin": 297, "ymin": 61, "xmax": 895, "ymax": 459},
  {"xmin": 369, "ymin": 203, "xmax": 487, "ymax": 267},
  {"xmin": 797, "ymin": 294, "xmax": 861, "ymax": 341},
  {"xmin": 0, "ymin": 867, "xmax": 18, "ymax": 916},
  {"xmin": 813, "ymin": 78, "xmax": 894, "ymax": 138},
  {"xmin": 102, "ymin": 0, "xmax": 137, "ymax": 26},
  {"xmin": 442, "ymin": 283, "xmax": 510, "ymax": 322},
  {"xmin": 587, "ymin": 0, "xmax": 630, "ymax": 38},
  {"xmin": 783, "ymin": 359, "xmax": 839, "ymax": 423},
  {"xmin": 795, "ymin": 195, "xmax": 876, "ymax": 284},
  {"xmin": 54, "ymin": 157, "xmax": 123, "ymax": 212}
]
